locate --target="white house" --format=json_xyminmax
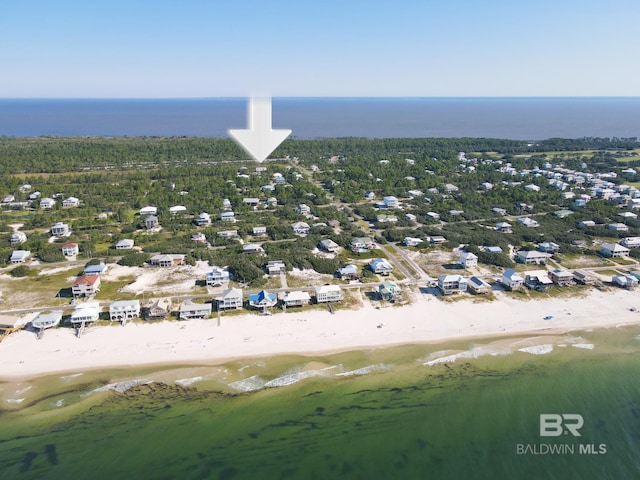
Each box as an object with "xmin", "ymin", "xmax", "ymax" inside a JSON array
[
  {"xmin": 608, "ymin": 223, "xmax": 629, "ymax": 232},
  {"xmin": 10, "ymin": 250, "xmax": 31, "ymax": 264},
  {"xmin": 10, "ymin": 231, "xmax": 27, "ymax": 246},
  {"xmin": 382, "ymin": 196, "xmax": 399, "ymax": 208},
  {"xmin": 266, "ymin": 260, "xmax": 286, "ymax": 275},
  {"xmin": 139, "ymin": 206, "xmax": 157, "ymax": 216},
  {"xmin": 243, "ymin": 244, "xmax": 262, "ymax": 254},
  {"xmin": 350, "ymin": 237, "xmax": 375, "ymax": 252},
  {"xmin": 600, "ymin": 243, "xmax": 630, "ymax": 258},
  {"xmin": 291, "ymin": 222, "xmax": 310, "ymax": 235},
  {"xmin": 501, "ymin": 268, "xmax": 524, "ymax": 291},
  {"xmin": 62, "ymin": 196, "xmax": 80, "ymax": 207},
  {"xmin": 403, "ymin": 237, "xmax": 424, "ymax": 247},
  {"xmin": 296, "ymin": 204, "xmax": 311, "ymax": 215},
  {"xmin": 179, "ymin": 300, "xmax": 212, "ymax": 320},
  {"xmin": 196, "ymin": 212, "xmax": 211, "ymax": 226},
  {"xmin": 70, "ymin": 302, "xmax": 100, "ymax": 331},
  {"xmin": 145, "ymin": 215, "xmax": 159, "ymax": 230},
  {"xmin": 315, "ymin": 285, "xmax": 343, "ymax": 303},
  {"xmin": 517, "ymin": 217, "xmax": 539, "ymax": 228},
  {"xmin": 109, "ymin": 300, "xmax": 141, "ymax": 323},
  {"xmin": 496, "ymin": 222, "xmax": 513, "ymax": 233},
  {"xmin": 149, "ymin": 254, "xmax": 185, "ymax": 267},
  {"xmin": 115, "ymin": 239, "xmax": 134, "ymax": 250},
  {"xmin": 51, "ymin": 222, "xmax": 70, "ymax": 237},
  {"xmin": 319, "ymin": 239, "xmax": 340, "ymax": 252},
  {"xmin": 620, "ymin": 237, "xmax": 640, "ymax": 248},
  {"xmin": 282, "ymin": 290, "xmax": 311, "ymax": 307},
  {"xmin": 72, "ymin": 275, "xmax": 101, "ymax": 297},
  {"xmin": 218, "ymin": 230, "xmax": 239, "ymax": 239},
  {"xmin": 613, "ymin": 274, "xmax": 639, "ymax": 290},
  {"xmin": 62, "ymin": 242, "xmax": 79, "ymax": 257},
  {"xmin": 40, "ymin": 198, "xmax": 56, "ymax": 209},
  {"xmin": 206, "ymin": 267, "xmax": 230, "ymax": 286},
  {"xmin": 369, "ymin": 258, "xmax": 393, "ymax": 275},
  {"xmin": 216, "ymin": 288, "xmax": 243, "ymax": 311},
  {"xmin": 221, "ymin": 211, "xmax": 236, "ymax": 222},
  {"xmin": 169, "ymin": 205, "xmax": 187, "ymax": 214},
  {"xmin": 516, "ymin": 250, "xmax": 549, "ymax": 265},
  {"xmin": 437, "ymin": 275, "xmax": 468, "ymax": 295},
  {"xmin": 459, "ymin": 251, "xmax": 478, "ymax": 268},
  {"xmin": 253, "ymin": 226, "xmax": 267, "ymax": 237}
]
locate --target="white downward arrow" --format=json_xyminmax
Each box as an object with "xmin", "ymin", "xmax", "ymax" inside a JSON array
[{"xmin": 228, "ymin": 97, "xmax": 292, "ymax": 163}]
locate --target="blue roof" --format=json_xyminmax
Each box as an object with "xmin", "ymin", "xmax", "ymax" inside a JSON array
[
  {"xmin": 248, "ymin": 290, "xmax": 277, "ymax": 303},
  {"xmin": 84, "ymin": 264, "xmax": 107, "ymax": 274}
]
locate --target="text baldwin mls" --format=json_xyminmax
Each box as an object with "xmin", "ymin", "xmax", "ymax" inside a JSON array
[{"xmin": 516, "ymin": 414, "xmax": 607, "ymax": 456}]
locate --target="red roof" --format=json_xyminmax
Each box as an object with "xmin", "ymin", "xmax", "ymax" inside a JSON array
[
  {"xmin": 73, "ymin": 275, "xmax": 99, "ymax": 286},
  {"xmin": 63, "ymin": 242, "xmax": 78, "ymax": 248}
]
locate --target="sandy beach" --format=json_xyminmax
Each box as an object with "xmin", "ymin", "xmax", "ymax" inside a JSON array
[{"xmin": 1, "ymin": 288, "xmax": 639, "ymax": 380}]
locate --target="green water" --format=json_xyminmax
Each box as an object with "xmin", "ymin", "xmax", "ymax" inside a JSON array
[{"xmin": 1, "ymin": 329, "xmax": 640, "ymax": 479}]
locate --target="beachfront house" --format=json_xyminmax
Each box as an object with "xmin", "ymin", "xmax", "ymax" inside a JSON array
[
  {"xmin": 516, "ymin": 250, "xmax": 549, "ymax": 265},
  {"xmin": 109, "ymin": 300, "xmax": 141, "ymax": 324},
  {"xmin": 145, "ymin": 298, "xmax": 172, "ymax": 320},
  {"xmin": 379, "ymin": 280, "xmax": 401, "ymax": 302},
  {"xmin": 10, "ymin": 249, "xmax": 31, "ymax": 264},
  {"xmin": 115, "ymin": 239, "xmax": 135, "ymax": 250},
  {"xmin": 216, "ymin": 288, "xmax": 243, "ymax": 311},
  {"xmin": 179, "ymin": 300, "xmax": 212, "ymax": 320},
  {"xmin": 459, "ymin": 251, "xmax": 478, "ymax": 269},
  {"xmin": 467, "ymin": 276, "xmax": 492, "ymax": 295},
  {"xmin": 600, "ymin": 243, "xmax": 630, "ymax": 258},
  {"xmin": 10, "ymin": 231, "xmax": 27, "ymax": 246},
  {"xmin": 196, "ymin": 212, "xmax": 211, "ymax": 226},
  {"xmin": 145, "ymin": 215, "xmax": 159, "ymax": 230},
  {"xmin": 70, "ymin": 302, "xmax": 100, "ymax": 336},
  {"xmin": 206, "ymin": 267, "xmax": 230, "ymax": 286},
  {"xmin": 524, "ymin": 270, "xmax": 553, "ymax": 291},
  {"xmin": 337, "ymin": 264, "xmax": 359, "ymax": 281},
  {"xmin": 437, "ymin": 275, "xmax": 468, "ymax": 295},
  {"xmin": 501, "ymin": 269, "xmax": 524, "ymax": 291},
  {"xmin": 72, "ymin": 275, "xmax": 101, "ymax": 298},
  {"xmin": 291, "ymin": 222, "xmax": 310, "ymax": 235},
  {"xmin": 149, "ymin": 254, "xmax": 185, "ymax": 267},
  {"xmin": 613, "ymin": 274, "xmax": 638, "ymax": 290},
  {"xmin": 282, "ymin": 291, "xmax": 311, "ymax": 308},
  {"xmin": 266, "ymin": 260, "xmax": 286, "ymax": 275},
  {"xmin": 51, "ymin": 222, "xmax": 70, "ymax": 237},
  {"xmin": 572, "ymin": 271, "xmax": 596, "ymax": 285},
  {"xmin": 369, "ymin": 258, "xmax": 394, "ymax": 275},
  {"xmin": 61, "ymin": 242, "xmax": 79, "ymax": 257},
  {"xmin": 248, "ymin": 290, "xmax": 278, "ymax": 311},
  {"xmin": 319, "ymin": 239, "xmax": 340, "ymax": 253},
  {"xmin": 315, "ymin": 285, "xmax": 343, "ymax": 303},
  {"xmin": 549, "ymin": 269, "xmax": 573, "ymax": 287}
]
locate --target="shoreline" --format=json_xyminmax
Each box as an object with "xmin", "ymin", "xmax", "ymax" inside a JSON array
[{"xmin": 1, "ymin": 288, "xmax": 639, "ymax": 381}]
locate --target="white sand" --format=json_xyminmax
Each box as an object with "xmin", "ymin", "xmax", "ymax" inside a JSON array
[{"xmin": 1, "ymin": 288, "xmax": 639, "ymax": 380}]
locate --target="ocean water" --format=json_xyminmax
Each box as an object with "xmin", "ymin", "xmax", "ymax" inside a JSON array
[
  {"xmin": 1, "ymin": 327, "xmax": 639, "ymax": 479},
  {"xmin": 0, "ymin": 97, "xmax": 639, "ymax": 140}
]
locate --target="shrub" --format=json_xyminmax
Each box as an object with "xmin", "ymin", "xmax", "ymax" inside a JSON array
[{"xmin": 10, "ymin": 265, "xmax": 30, "ymax": 277}]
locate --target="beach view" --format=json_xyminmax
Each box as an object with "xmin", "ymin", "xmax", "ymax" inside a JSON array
[{"xmin": 2, "ymin": 0, "xmax": 640, "ymax": 478}]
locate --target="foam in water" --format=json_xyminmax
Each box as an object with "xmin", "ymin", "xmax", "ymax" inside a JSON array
[
  {"xmin": 518, "ymin": 344, "xmax": 554, "ymax": 355},
  {"xmin": 571, "ymin": 343, "xmax": 595, "ymax": 350},
  {"xmin": 335, "ymin": 364, "xmax": 391, "ymax": 376},
  {"xmin": 88, "ymin": 379, "xmax": 149, "ymax": 395},
  {"xmin": 175, "ymin": 376, "xmax": 204, "ymax": 387}
]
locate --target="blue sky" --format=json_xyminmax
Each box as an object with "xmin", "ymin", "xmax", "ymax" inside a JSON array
[{"xmin": 1, "ymin": 0, "xmax": 639, "ymax": 97}]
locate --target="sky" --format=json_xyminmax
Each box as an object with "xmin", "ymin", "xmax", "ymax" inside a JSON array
[{"xmin": 1, "ymin": 0, "xmax": 639, "ymax": 98}]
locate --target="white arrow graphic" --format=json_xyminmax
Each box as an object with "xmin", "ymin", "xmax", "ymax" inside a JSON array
[{"xmin": 228, "ymin": 97, "xmax": 291, "ymax": 163}]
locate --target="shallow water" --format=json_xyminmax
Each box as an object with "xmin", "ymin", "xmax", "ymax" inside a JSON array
[{"xmin": 1, "ymin": 327, "xmax": 640, "ymax": 479}]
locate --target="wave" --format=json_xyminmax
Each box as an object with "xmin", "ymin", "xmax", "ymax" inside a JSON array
[
  {"xmin": 518, "ymin": 344, "xmax": 554, "ymax": 355},
  {"xmin": 175, "ymin": 376, "xmax": 204, "ymax": 387}
]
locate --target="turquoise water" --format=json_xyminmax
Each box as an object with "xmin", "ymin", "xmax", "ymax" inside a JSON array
[{"xmin": 1, "ymin": 328, "xmax": 640, "ymax": 479}]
